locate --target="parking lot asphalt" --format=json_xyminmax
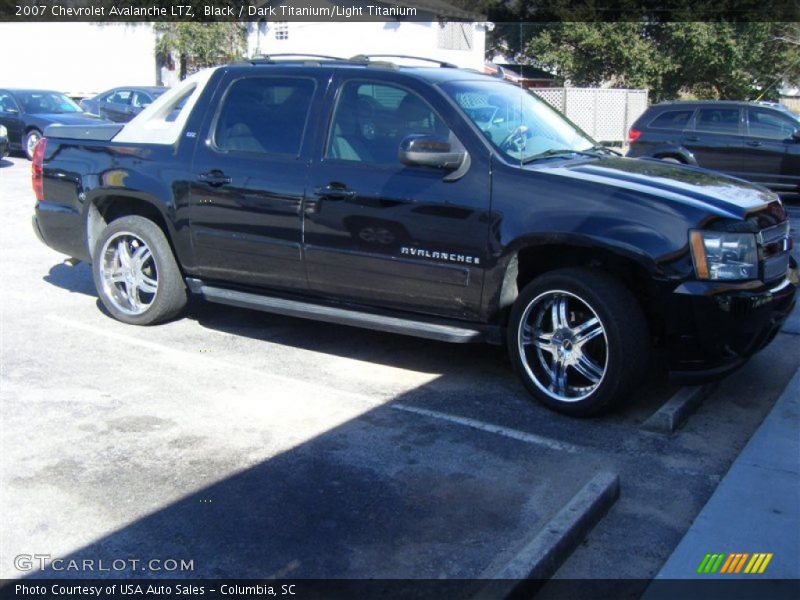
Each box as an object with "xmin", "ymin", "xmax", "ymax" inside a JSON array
[{"xmin": 1, "ymin": 155, "xmax": 799, "ymax": 590}]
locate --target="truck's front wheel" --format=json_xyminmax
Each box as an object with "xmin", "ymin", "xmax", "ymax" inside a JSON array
[
  {"xmin": 92, "ymin": 215, "xmax": 187, "ymax": 325},
  {"xmin": 508, "ymin": 268, "xmax": 649, "ymax": 416}
]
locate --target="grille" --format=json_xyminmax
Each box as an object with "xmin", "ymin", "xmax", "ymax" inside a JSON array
[{"xmin": 757, "ymin": 222, "xmax": 791, "ymax": 282}]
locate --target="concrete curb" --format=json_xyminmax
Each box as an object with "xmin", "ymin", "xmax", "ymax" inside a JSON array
[
  {"xmin": 644, "ymin": 369, "xmax": 800, "ymax": 588},
  {"xmin": 642, "ymin": 383, "xmax": 718, "ymax": 434},
  {"xmin": 473, "ymin": 471, "xmax": 620, "ymax": 598}
]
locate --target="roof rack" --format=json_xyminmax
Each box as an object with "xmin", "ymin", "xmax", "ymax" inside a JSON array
[
  {"xmin": 249, "ymin": 53, "xmax": 347, "ymax": 64},
  {"xmin": 349, "ymin": 54, "xmax": 458, "ymax": 68}
]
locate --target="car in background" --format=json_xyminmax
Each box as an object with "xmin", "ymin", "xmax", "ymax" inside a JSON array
[
  {"xmin": 0, "ymin": 89, "xmax": 104, "ymax": 159},
  {"xmin": 80, "ymin": 86, "xmax": 167, "ymax": 123},
  {"xmin": 0, "ymin": 124, "xmax": 8, "ymax": 158},
  {"xmin": 627, "ymin": 100, "xmax": 800, "ymax": 197}
]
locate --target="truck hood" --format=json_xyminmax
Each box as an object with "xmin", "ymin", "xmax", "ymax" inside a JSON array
[{"xmin": 533, "ymin": 156, "xmax": 776, "ymax": 219}]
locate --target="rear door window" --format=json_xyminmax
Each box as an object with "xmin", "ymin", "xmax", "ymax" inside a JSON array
[
  {"xmin": 648, "ymin": 109, "xmax": 694, "ymax": 130},
  {"xmin": 213, "ymin": 77, "xmax": 315, "ymax": 156},
  {"xmin": 694, "ymin": 108, "xmax": 741, "ymax": 135}
]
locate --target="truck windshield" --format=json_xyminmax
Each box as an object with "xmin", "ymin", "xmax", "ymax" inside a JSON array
[
  {"xmin": 18, "ymin": 92, "xmax": 82, "ymax": 115},
  {"xmin": 440, "ymin": 81, "xmax": 597, "ymax": 163}
]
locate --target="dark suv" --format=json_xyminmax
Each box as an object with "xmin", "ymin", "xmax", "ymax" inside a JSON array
[
  {"xmin": 31, "ymin": 56, "xmax": 797, "ymax": 416},
  {"xmin": 627, "ymin": 101, "xmax": 800, "ymax": 197}
]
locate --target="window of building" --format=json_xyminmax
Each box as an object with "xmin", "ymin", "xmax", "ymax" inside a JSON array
[
  {"xmin": 438, "ymin": 22, "xmax": 473, "ymax": 51},
  {"xmin": 274, "ymin": 22, "xmax": 289, "ymax": 41}
]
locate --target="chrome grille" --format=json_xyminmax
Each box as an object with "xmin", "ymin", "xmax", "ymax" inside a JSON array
[{"xmin": 757, "ymin": 222, "xmax": 791, "ymax": 282}]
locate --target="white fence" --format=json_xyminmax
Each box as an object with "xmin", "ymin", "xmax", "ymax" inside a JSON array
[{"xmin": 530, "ymin": 87, "xmax": 649, "ymax": 144}]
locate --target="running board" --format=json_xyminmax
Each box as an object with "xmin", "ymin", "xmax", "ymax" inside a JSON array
[{"xmin": 189, "ymin": 280, "xmax": 497, "ymax": 344}]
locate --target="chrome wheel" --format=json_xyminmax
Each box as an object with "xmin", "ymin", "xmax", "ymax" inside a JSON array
[
  {"xmin": 99, "ymin": 231, "xmax": 158, "ymax": 316},
  {"xmin": 517, "ymin": 290, "xmax": 608, "ymax": 403}
]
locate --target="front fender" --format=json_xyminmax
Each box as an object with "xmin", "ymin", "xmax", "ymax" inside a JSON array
[{"xmin": 483, "ymin": 232, "xmax": 676, "ymax": 320}]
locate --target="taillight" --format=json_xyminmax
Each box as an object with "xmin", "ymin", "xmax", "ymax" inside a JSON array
[
  {"xmin": 627, "ymin": 128, "xmax": 642, "ymax": 143},
  {"xmin": 31, "ymin": 137, "xmax": 47, "ymax": 202}
]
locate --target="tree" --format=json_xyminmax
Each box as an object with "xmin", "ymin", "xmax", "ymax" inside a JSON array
[
  {"xmin": 490, "ymin": 21, "xmax": 800, "ymax": 102},
  {"xmin": 655, "ymin": 22, "xmax": 800, "ymax": 100},
  {"xmin": 154, "ymin": 23, "xmax": 248, "ymax": 80}
]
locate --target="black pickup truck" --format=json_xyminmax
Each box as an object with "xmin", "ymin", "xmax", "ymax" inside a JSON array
[{"xmin": 31, "ymin": 56, "xmax": 797, "ymax": 416}]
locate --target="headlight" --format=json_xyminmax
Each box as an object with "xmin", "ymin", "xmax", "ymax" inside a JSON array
[
  {"xmin": 690, "ymin": 230, "xmax": 758, "ymax": 280},
  {"xmin": 0, "ymin": 125, "xmax": 6, "ymax": 138}
]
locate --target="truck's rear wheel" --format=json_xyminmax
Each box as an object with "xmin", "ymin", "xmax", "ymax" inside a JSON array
[
  {"xmin": 508, "ymin": 268, "xmax": 648, "ymax": 416},
  {"xmin": 92, "ymin": 215, "xmax": 186, "ymax": 325}
]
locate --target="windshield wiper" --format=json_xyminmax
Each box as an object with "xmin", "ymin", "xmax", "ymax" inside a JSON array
[
  {"xmin": 521, "ymin": 148, "xmax": 602, "ymax": 164},
  {"xmin": 589, "ymin": 144, "xmax": 621, "ymax": 156}
]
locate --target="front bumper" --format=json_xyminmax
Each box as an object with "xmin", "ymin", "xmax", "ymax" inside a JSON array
[{"xmin": 665, "ymin": 261, "xmax": 797, "ymax": 382}]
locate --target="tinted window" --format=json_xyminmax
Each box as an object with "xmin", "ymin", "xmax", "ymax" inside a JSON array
[
  {"xmin": 107, "ymin": 90, "xmax": 132, "ymax": 105},
  {"xmin": 0, "ymin": 91, "xmax": 19, "ymax": 113},
  {"xmin": 747, "ymin": 108, "xmax": 797, "ymax": 140},
  {"xmin": 648, "ymin": 109, "xmax": 693, "ymax": 130},
  {"xmin": 695, "ymin": 108, "xmax": 740, "ymax": 134},
  {"xmin": 131, "ymin": 91, "xmax": 161, "ymax": 108},
  {"xmin": 214, "ymin": 77, "xmax": 314, "ymax": 155},
  {"xmin": 16, "ymin": 92, "xmax": 81, "ymax": 114},
  {"xmin": 326, "ymin": 81, "xmax": 451, "ymax": 165},
  {"xmin": 131, "ymin": 91, "xmax": 152, "ymax": 108}
]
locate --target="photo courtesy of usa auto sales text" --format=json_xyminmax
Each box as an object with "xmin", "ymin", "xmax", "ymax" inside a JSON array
[{"xmin": 13, "ymin": 583, "xmax": 299, "ymax": 596}]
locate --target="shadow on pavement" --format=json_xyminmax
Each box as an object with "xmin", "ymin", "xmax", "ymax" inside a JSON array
[
  {"xmin": 21, "ymin": 375, "xmax": 601, "ymax": 584},
  {"xmin": 39, "ymin": 257, "xmax": 670, "ymax": 418},
  {"xmin": 44, "ymin": 261, "xmax": 96, "ymax": 297}
]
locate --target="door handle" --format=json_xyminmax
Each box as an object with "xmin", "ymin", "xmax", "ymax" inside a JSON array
[
  {"xmin": 314, "ymin": 184, "xmax": 356, "ymax": 199},
  {"xmin": 746, "ymin": 141, "xmax": 762, "ymax": 147},
  {"xmin": 198, "ymin": 170, "xmax": 232, "ymax": 187},
  {"xmin": 684, "ymin": 135, "xmax": 699, "ymax": 142}
]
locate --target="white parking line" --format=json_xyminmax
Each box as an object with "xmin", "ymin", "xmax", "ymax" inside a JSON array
[
  {"xmin": 391, "ymin": 403, "xmax": 586, "ymax": 453},
  {"xmin": 47, "ymin": 314, "xmax": 588, "ymax": 453},
  {"xmin": 45, "ymin": 314, "xmax": 378, "ymax": 406}
]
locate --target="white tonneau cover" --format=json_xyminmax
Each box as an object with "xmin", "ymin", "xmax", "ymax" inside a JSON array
[{"xmin": 113, "ymin": 67, "xmax": 217, "ymax": 145}]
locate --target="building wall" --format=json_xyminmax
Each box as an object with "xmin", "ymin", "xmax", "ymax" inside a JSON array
[
  {"xmin": 0, "ymin": 23, "xmax": 157, "ymax": 96},
  {"xmin": 248, "ymin": 21, "xmax": 487, "ymax": 70},
  {"xmin": 780, "ymin": 97, "xmax": 800, "ymax": 115},
  {"xmin": 0, "ymin": 21, "xmax": 486, "ymax": 96}
]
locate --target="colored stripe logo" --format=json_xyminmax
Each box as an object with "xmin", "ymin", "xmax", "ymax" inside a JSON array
[{"xmin": 697, "ymin": 553, "xmax": 773, "ymax": 574}]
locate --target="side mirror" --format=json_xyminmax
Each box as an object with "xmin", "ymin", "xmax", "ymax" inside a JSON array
[
  {"xmin": 398, "ymin": 134, "xmax": 466, "ymax": 170},
  {"xmin": 792, "ymin": 129, "xmax": 800, "ymax": 142}
]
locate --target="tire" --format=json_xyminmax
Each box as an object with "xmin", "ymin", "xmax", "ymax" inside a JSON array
[
  {"xmin": 507, "ymin": 268, "xmax": 649, "ymax": 417},
  {"xmin": 24, "ymin": 129, "xmax": 42, "ymax": 160},
  {"xmin": 659, "ymin": 156, "xmax": 683, "ymax": 164},
  {"xmin": 92, "ymin": 215, "xmax": 187, "ymax": 325}
]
